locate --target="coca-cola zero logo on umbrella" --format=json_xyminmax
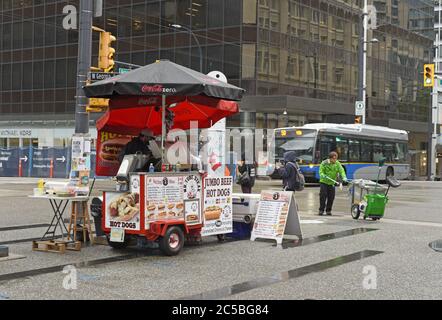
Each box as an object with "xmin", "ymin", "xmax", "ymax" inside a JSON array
[{"xmin": 141, "ymin": 85, "xmax": 177, "ymax": 94}]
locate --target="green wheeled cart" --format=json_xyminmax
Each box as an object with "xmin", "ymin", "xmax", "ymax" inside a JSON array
[{"xmin": 349, "ymin": 159, "xmax": 401, "ymax": 221}]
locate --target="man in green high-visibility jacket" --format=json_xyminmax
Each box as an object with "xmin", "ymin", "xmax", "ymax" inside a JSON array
[{"xmin": 318, "ymin": 151, "xmax": 348, "ymax": 216}]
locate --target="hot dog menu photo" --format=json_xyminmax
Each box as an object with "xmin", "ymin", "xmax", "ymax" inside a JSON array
[
  {"xmin": 96, "ymin": 130, "xmax": 132, "ymax": 176},
  {"xmin": 202, "ymin": 176, "xmax": 233, "ymax": 236},
  {"xmin": 105, "ymin": 192, "xmax": 141, "ymax": 231}
]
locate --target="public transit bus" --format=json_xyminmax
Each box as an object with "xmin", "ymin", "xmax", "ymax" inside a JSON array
[{"xmin": 271, "ymin": 123, "xmax": 409, "ymax": 182}]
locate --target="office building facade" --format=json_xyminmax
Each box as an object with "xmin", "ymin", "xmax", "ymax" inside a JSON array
[{"xmin": 0, "ymin": 0, "xmax": 436, "ymax": 176}]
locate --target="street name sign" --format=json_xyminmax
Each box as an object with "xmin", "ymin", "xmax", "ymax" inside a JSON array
[{"xmin": 89, "ymin": 72, "xmax": 118, "ymax": 82}]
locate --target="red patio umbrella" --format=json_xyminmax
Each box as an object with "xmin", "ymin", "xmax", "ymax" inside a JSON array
[
  {"xmin": 97, "ymin": 95, "xmax": 239, "ymax": 136},
  {"xmin": 85, "ymin": 60, "xmax": 244, "ymax": 175}
]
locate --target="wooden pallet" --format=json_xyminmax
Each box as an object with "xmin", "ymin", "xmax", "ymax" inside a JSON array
[
  {"xmin": 32, "ymin": 240, "xmax": 82, "ymax": 253},
  {"xmin": 64, "ymin": 240, "xmax": 82, "ymax": 251}
]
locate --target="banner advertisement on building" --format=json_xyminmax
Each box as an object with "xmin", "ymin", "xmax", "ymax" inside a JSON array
[
  {"xmin": 0, "ymin": 149, "xmax": 18, "ymax": 177},
  {"xmin": 0, "ymin": 147, "xmax": 91, "ymax": 178},
  {"xmin": 31, "ymin": 148, "xmax": 53, "ymax": 178}
]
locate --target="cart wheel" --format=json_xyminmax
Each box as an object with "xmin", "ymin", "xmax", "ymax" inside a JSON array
[
  {"xmin": 351, "ymin": 204, "xmax": 361, "ymax": 220},
  {"xmin": 217, "ymin": 234, "xmax": 226, "ymax": 242},
  {"xmin": 159, "ymin": 226, "xmax": 184, "ymax": 256},
  {"xmin": 106, "ymin": 234, "xmax": 130, "ymax": 249}
]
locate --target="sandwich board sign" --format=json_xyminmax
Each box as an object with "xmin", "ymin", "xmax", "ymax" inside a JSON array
[{"xmin": 250, "ymin": 190, "xmax": 302, "ymax": 246}]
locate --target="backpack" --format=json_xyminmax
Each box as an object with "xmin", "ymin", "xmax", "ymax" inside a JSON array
[
  {"xmin": 237, "ymin": 164, "xmax": 255, "ymax": 187},
  {"xmin": 237, "ymin": 170, "xmax": 251, "ymax": 186},
  {"xmin": 287, "ymin": 161, "xmax": 305, "ymax": 191}
]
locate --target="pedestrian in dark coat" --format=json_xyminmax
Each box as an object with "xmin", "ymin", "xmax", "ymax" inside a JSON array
[
  {"xmin": 237, "ymin": 154, "xmax": 256, "ymax": 194},
  {"xmin": 278, "ymin": 151, "xmax": 300, "ymax": 192}
]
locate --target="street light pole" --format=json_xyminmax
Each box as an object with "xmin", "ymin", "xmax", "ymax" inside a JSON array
[
  {"xmin": 430, "ymin": 1, "xmax": 442, "ymax": 181},
  {"xmin": 362, "ymin": 0, "xmax": 368, "ymax": 125},
  {"xmin": 169, "ymin": 24, "xmax": 203, "ymax": 72},
  {"xmin": 74, "ymin": 0, "xmax": 93, "ymax": 134}
]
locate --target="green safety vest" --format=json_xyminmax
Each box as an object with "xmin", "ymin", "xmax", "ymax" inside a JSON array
[{"xmin": 319, "ymin": 159, "xmax": 347, "ymax": 186}]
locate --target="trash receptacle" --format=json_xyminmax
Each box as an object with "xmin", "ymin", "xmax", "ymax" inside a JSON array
[
  {"xmin": 365, "ymin": 194, "xmax": 388, "ymax": 217},
  {"xmin": 90, "ymin": 197, "xmax": 104, "ymax": 237}
]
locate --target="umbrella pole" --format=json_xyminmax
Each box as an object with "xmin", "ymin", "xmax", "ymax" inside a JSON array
[{"xmin": 161, "ymin": 94, "xmax": 166, "ymax": 164}]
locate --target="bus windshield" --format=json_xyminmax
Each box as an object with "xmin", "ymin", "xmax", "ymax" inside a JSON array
[{"xmin": 275, "ymin": 137, "xmax": 315, "ymax": 163}]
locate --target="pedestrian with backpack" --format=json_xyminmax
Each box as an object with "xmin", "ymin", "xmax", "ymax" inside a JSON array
[
  {"xmin": 236, "ymin": 154, "xmax": 256, "ymax": 193},
  {"xmin": 277, "ymin": 151, "xmax": 305, "ymax": 192},
  {"xmin": 318, "ymin": 151, "xmax": 348, "ymax": 216}
]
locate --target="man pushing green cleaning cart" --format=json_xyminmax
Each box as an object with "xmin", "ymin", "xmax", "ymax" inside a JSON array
[{"xmin": 318, "ymin": 151, "xmax": 348, "ymax": 216}]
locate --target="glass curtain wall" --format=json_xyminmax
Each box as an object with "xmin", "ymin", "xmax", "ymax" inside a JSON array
[
  {"xmin": 255, "ymin": 0, "xmax": 433, "ymax": 124},
  {"xmin": 0, "ymin": 0, "xmax": 243, "ymax": 116}
]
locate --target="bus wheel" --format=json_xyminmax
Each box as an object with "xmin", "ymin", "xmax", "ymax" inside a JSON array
[{"xmin": 159, "ymin": 226, "xmax": 184, "ymax": 256}]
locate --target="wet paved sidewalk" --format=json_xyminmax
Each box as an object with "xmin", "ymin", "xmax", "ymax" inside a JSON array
[{"xmin": 0, "ymin": 179, "xmax": 442, "ymax": 299}]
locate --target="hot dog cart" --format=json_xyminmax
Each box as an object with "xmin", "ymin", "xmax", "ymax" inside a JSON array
[
  {"xmin": 102, "ymin": 172, "xmax": 234, "ymax": 256},
  {"xmin": 84, "ymin": 60, "xmax": 245, "ymax": 255}
]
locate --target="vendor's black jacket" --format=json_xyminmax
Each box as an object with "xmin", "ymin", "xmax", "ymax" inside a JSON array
[
  {"xmin": 119, "ymin": 137, "xmax": 161, "ymax": 171},
  {"xmin": 123, "ymin": 137, "xmax": 151, "ymax": 157}
]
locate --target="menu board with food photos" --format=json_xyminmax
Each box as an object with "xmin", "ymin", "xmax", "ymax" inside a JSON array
[
  {"xmin": 202, "ymin": 176, "xmax": 233, "ymax": 236},
  {"xmin": 145, "ymin": 175, "xmax": 185, "ymax": 224},
  {"xmin": 251, "ymin": 190, "xmax": 302, "ymax": 245},
  {"xmin": 144, "ymin": 173, "xmax": 202, "ymax": 229}
]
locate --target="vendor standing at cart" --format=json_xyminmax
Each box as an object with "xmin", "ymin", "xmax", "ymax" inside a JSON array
[
  {"xmin": 120, "ymin": 129, "xmax": 161, "ymax": 169},
  {"xmin": 318, "ymin": 151, "xmax": 348, "ymax": 216}
]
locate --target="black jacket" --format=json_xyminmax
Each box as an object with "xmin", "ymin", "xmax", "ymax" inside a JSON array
[
  {"xmin": 123, "ymin": 137, "xmax": 151, "ymax": 157},
  {"xmin": 119, "ymin": 137, "xmax": 154, "ymax": 166},
  {"xmin": 237, "ymin": 163, "xmax": 256, "ymax": 187},
  {"xmin": 278, "ymin": 151, "xmax": 299, "ymax": 191}
]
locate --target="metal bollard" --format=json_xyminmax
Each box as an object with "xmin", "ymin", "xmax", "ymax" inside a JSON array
[{"xmin": 49, "ymin": 159, "xmax": 54, "ymax": 178}]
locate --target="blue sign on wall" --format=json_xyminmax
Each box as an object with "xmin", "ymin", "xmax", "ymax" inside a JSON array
[{"xmin": 0, "ymin": 148, "xmax": 96, "ymax": 178}]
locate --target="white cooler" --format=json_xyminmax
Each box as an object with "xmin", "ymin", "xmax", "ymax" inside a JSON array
[{"xmin": 232, "ymin": 193, "xmax": 261, "ymax": 224}]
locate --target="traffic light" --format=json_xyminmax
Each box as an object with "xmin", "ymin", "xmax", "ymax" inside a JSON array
[
  {"xmin": 424, "ymin": 64, "xmax": 435, "ymax": 87},
  {"xmin": 355, "ymin": 116, "xmax": 362, "ymax": 124},
  {"xmin": 99, "ymin": 31, "xmax": 116, "ymax": 72},
  {"xmin": 86, "ymin": 98, "xmax": 109, "ymax": 113}
]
